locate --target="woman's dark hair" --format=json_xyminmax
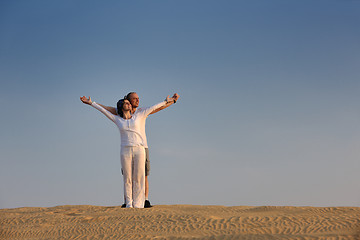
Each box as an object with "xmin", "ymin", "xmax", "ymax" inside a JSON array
[{"xmin": 117, "ymin": 99, "xmax": 125, "ymax": 118}]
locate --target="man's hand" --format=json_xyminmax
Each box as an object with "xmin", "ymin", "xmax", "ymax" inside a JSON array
[
  {"xmin": 80, "ymin": 96, "xmax": 92, "ymax": 105},
  {"xmin": 165, "ymin": 93, "xmax": 179, "ymax": 103},
  {"xmin": 172, "ymin": 93, "xmax": 179, "ymax": 102}
]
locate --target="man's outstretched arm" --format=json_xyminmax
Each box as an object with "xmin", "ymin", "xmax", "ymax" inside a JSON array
[{"xmin": 150, "ymin": 93, "xmax": 179, "ymax": 115}]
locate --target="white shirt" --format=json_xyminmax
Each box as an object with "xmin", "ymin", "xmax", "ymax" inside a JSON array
[
  {"xmin": 132, "ymin": 107, "xmax": 149, "ymax": 148},
  {"xmin": 114, "ymin": 106, "xmax": 154, "ymax": 148},
  {"xmin": 91, "ymin": 101, "xmax": 166, "ymax": 147}
]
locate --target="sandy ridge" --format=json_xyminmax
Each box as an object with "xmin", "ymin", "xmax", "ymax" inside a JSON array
[{"xmin": 1, "ymin": 205, "xmax": 360, "ymax": 239}]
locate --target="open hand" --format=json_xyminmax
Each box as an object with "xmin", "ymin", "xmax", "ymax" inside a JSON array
[
  {"xmin": 80, "ymin": 96, "xmax": 92, "ymax": 105},
  {"xmin": 165, "ymin": 95, "xmax": 171, "ymax": 103},
  {"xmin": 172, "ymin": 93, "xmax": 179, "ymax": 101}
]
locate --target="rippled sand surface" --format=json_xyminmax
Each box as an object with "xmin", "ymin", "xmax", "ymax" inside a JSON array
[{"xmin": 1, "ymin": 205, "xmax": 360, "ymax": 239}]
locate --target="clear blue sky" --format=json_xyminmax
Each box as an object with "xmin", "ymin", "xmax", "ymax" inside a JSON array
[{"xmin": 1, "ymin": 0, "xmax": 360, "ymax": 209}]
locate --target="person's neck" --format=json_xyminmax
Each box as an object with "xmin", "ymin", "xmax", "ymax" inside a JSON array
[
  {"xmin": 131, "ymin": 107, "xmax": 137, "ymax": 114},
  {"xmin": 122, "ymin": 111, "xmax": 132, "ymax": 119}
]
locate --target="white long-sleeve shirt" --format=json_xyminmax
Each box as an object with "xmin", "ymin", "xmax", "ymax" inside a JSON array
[
  {"xmin": 130, "ymin": 107, "xmax": 150, "ymax": 148},
  {"xmin": 91, "ymin": 101, "xmax": 166, "ymax": 147},
  {"xmin": 114, "ymin": 106, "xmax": 152, "ymax": 148}
]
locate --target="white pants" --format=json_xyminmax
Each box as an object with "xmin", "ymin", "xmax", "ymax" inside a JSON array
[{"xmin": 121, "ymin": 146, "xmax": 145, "ymax": 208}]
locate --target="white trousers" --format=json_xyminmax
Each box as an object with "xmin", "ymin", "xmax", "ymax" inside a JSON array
[{"xmin": 121, "ymin": 146, "xmax": 145, "ymax": 208}]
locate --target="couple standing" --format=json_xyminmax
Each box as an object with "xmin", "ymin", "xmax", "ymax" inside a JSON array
[{"xmin": 80, "ymin": 92, "xmax": 179, "ymax": 208}]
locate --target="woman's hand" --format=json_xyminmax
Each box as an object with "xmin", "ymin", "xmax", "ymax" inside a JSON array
[
  {"xmin": 80, "ymin": 96, "xmax": 92, "ymax": 105},
  {"xmin": 165, "ymin": 93, "xmax": 179, "ymax": 103},
  {"xmin": 165, "ymin": 95, "xmax": 171, "ymax": 103}
]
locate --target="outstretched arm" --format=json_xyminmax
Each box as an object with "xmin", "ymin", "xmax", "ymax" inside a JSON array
[
  {"xmin": 150, "ymin": 93, "xmax": 179, "ymax": 115},
  {"xmin": 80, "ymin": 96, "xmax": 117, "ymax": 115},
  {"xmin": 98, "ymin": 104, "xmax": 117, "ymax": 115},
  {"xmin": 80, "ymin": 96, "xmax": 116, "ymax": 123}
]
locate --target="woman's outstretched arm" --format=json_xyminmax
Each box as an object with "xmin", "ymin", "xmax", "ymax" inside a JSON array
[
  {"xmin": 98, "ymin": 104, "xmax": 117, "ymax": 115},
  {"xmin": 80, "ymin": 96, "xmax": 116, "ymax": 123},
  {"xmin": 141, "ymin": 94, "xmax": 177, "ymax": 116},
  {"xmin": 150, "ymin": 93, "xmax": 179, "ymax": 115}
]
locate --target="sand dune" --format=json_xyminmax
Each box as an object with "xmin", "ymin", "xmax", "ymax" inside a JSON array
[{"xmin": 1, "ymin": 205, "xmax": 359, "ymax": 239}]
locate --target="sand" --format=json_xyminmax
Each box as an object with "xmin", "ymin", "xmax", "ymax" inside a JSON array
[{"xmin": 1, "ymin": 205, "xmax": 360, "ymax": 240}]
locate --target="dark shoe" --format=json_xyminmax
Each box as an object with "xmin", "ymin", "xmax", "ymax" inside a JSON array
[
  {"xmin": 144, "ymin": 200, "xmax": 152, "ymax": 208},
  {"xmin": 121, "ymin": 203, "xmax": 126, "ymax": 208}
]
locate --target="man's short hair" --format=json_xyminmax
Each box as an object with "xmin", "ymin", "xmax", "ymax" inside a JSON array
[{"xmin": 125, "ymin": 92, "xmax": 136, "ymax": 100}]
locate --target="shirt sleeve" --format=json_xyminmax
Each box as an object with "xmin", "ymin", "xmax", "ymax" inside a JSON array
[
  {"xmin": 141, "ymin": 101, "xmax": 167, "ymax": 117},
  {"xmin": 91, "ymin": 102, "xmax": 117, "ymax": 123}
]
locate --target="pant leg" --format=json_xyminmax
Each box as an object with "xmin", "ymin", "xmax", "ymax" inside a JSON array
[
  {"xmin": 132, "ymin": 146, "xmax": 146, "ymax": 208},
  {"xmin": 121, "ymin": 147, "xmax": 133, "ymax": 208}
]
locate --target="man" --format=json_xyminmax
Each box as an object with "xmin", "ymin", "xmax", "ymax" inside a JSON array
[{"xmin": 99, "ymin": 92, "xmax": 179, "ymax": 208}]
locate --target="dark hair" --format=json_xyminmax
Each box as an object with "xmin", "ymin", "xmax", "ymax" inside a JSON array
[{"xmin": 117, "ymin": 99, "xmax": 125, "ymax": 118}]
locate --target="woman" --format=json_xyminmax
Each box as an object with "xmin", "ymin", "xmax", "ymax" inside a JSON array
[{"xmin": 80, "ymin": 95, "xmax": 174, "ymax": 208}]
